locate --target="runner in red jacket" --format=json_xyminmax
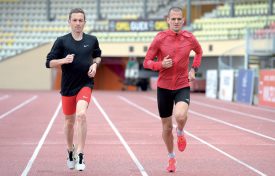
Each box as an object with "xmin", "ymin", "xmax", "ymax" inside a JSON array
[{"xmin": 143, "ymin": 7, "xmax": 203, "ymax": 172}]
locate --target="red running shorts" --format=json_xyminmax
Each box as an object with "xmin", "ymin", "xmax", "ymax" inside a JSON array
[{"xmin": 61, "ymin": 87, "xmax": 92, "ymax": 115}]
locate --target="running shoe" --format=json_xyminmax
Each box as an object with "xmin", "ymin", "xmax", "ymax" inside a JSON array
[
  {"xmin": 75, "ymin": 153, "xmax": 86, "ymax": 171},
  {"xmin": 66, "ymin": 146, "xmax": 75, "ymax": 170},
  {"xmin": 177, "ymin": 134, "xmax": 187, "ymax": 152},
  {"xmin": 166, "ymin": 158, "xmax": 176, "ymax": 172}
]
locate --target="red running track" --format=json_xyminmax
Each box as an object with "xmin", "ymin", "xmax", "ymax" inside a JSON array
[{"xmin": 0, "ymin": 90, "xmax": 274, "ymax": 176}]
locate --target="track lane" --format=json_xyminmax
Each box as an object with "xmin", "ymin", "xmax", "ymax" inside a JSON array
[
  {"xmin": 192, "ymin": 100, "xmax": 275, "ymax": 123},
  {"xmin": 92, "ymin": 91, "xmax": 264, "ymax": 175},
  {"xmin": 191, "ymin": 94, "xmax": 275, "ymax": 120},
  {"xmin": 139, "ymin": 92, "xmax": 275, "ymax": 175},
  {"xmin": 0, "ymin": 91, "xmax": 35, "ymax": 116},
  {"xmin": 26, "ymin": 91, "xmax": 142, "ymax": 176},
  {"xmin": 1, "ymin": 90, "xmax": 274, "ymax": 176},
  {"xmin": 0, "ymin": 94, "xmax": 9, "ymax": 101},
  {"xmin": 143, "ymin": 94, "xmax": 275, "ymax": 140},
  {"xmin": 0, "ymin": 91, "xmax": 60, "ymax": 176}
]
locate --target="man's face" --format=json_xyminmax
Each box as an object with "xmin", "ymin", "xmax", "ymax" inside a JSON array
[
  {"xmin": 167, "ymin": 10, "xmax": 184, "ymax": 32},
  {"xmin": 69, "ymin": 13, "xmax": 85, "ymax": 33}
]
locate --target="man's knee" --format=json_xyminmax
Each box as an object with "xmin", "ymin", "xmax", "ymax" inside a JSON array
[
  {"xmin": 174, "ymin": 104, "xmax": 188, "ymax": 122},
  {"xmin": 174, "ymin": 112, "xmax": 186, "ymax": 123},
  {"xmin": 76, "ymin": 110, "xmax": 86, "ymax": 122},
  {"xmin": 65, "ymin": 116, "xmax": 75, "ymax": 128},
  {"xmin": 162, "ymin": 124, "xmax": 173, "ymax": 134}
]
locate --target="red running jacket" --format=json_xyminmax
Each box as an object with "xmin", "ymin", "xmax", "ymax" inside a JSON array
[{"xmin": 143, "ymin": 29, "xmax": 203, "ymax": 90}]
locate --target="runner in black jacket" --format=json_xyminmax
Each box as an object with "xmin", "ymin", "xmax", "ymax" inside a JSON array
[{"xmin": 46, "ymin": 8, "xmax": 101, "ymax": 171}]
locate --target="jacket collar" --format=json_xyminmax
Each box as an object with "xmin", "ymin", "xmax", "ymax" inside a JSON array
[{"xmin": 166, "ymin": 29, "xmax": 191, "ymax": 37}]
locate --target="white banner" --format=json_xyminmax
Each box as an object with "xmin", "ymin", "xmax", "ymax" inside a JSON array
[
  {"xmin": 219, "ymin": 70, "xmax": 234, "ymax": 101},
  {"xmin": 206, "ymin": 70, "xmax": 218, "ymax": 99}
]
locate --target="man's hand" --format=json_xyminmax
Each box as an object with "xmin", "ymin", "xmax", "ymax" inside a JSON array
[
  {"xmin": 63, "ymin": 54, "xmax": 74, "ymax": 64},
  {"xmin": 88, "ymin": 63, "xmax": 97, "ymax": 78},
  {"xmin": 162, "ymin": 55, "xmax": 173, "ymax": 68},
  {"xmin": 188, "ymin": 68, "xmax": 196, "ymax": 82}
]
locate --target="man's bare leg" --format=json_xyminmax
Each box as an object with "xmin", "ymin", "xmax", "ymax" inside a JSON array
[
  {"xmin": 75, "ymin": 100, "xmax": 88, "ymax": 154},
  {"xmin": 64, "ymin": 114, "xmax": 75, "ymax": 151},
  {"xmin": 161, "ymin": 117, "xmax": 174, "ymax": 153}
]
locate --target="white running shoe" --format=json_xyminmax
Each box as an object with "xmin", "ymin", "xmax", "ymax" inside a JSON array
[
  {"xmin": 75, "ymin": 153, "xmax": 86, "ymax": 171},
  {"xmin": 66, "ymin": 146, "xmax": 75, "ymax": 169}
]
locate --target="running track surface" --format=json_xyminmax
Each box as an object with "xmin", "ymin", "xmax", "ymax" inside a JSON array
[{"xmin": 0, "ymin": 90, "xmax": 274, "ymax": 176}]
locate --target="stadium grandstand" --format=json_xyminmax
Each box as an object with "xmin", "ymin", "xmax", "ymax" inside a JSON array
[{"xmin": 0, "ymin": 0, "xmax": 274, "ymax": 108}]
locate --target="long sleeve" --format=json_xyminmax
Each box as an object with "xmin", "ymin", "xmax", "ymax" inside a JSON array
[
  {"xmin": 92, "ymin": 37, "xmax": 102, "ymax": 58},
  {"xmin": 191, "ymin": 36, "xmax": 203, "ymax": 69},
  {"xmin": 143, "ymin": 34, "xmax": 162, "ymax": 71},
  {"xmin": 45, "ymin": 37, "xmax": 63, "ymax": 68}
]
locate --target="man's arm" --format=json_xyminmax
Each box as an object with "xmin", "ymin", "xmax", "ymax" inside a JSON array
[
  {"xmin": 189, "ymin": 35, "xmax": 203, "ymax": 81},
  {"xmin": 46, "ymin": 37, "xmax": 69, "ymax": 68},
  {"xmin": 92, "ymin": 57, "xmax": 101, "ymax": 67},
  {"xmin": 47, "ymin": 54, "xmax": 74, "ymax": 68},
  {"xmin": 88, "ymin": 57, "xmax": 101, "ymax": 78},
  {"xmin": 191, "ymin": 35, "xmax": 203, "ymax": 70},
  {"xmin": 143, "ymin": 34, "xmax": 163, "ymax": 71},
  {"xmin": 188, "ymin": 67, "xmax": 197, "ymax": 82}
]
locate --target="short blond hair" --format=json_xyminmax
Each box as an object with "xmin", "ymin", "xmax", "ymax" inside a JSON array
[{"xmin": 168, "ymin": 7, "xmax": 183, "ymax": 17}]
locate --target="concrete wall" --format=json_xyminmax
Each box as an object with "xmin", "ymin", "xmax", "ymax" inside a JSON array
[
  {"xmin": 99, "ymin": 40, "xmax": 245, "ymax": 57},
  {"xmin": 0, "ymin": 43, "xmax": 53, "ymax": 90},
  {"xmin": 0, "ymin": 39, "xmax": 245, "ymax": 90}
]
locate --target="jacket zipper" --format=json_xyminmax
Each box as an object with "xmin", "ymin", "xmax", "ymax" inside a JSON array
[{"xmin": 172, "ymin": 34, "xmax": 179, "ymax": 89}]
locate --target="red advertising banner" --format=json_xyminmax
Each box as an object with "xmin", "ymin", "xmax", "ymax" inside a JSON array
[{"xmin": 258, "ymin": 69, "xmax": 275, "ymax": 108}]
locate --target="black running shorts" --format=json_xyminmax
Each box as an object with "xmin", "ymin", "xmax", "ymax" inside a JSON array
[{"xmin": 157, "ymin": 87, "xmax": 190, "ymax": 118}]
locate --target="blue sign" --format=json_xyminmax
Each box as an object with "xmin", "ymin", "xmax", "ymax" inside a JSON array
[{"xmin": 236, "ymin": 69, "xmax": 254, "ymax": 104}]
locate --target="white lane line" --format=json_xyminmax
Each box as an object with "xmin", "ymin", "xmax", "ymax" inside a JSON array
[
  {"xmin": 189, "ymin": 110, "xmax": 275, "ymax": 142},
  {"xmin": 255, "ymin": 106, "xmax": 275, "ymax": 113},
  {"xmin": 0, "ymin": 95, "xmax": 10, "ymax": 101},
  {"xmin": 93, "ymin": 97, "xmax": 148, "ymax": 176},
  {"xmin": 144, "ymin": 96, "xmax": 275, "ymax": 123},
  {"xmin": 192, "ymin": 100, "xmax": 275, "ymax": 123},
  {"xmin": 0, "ymin": 96, "xmax": 37, "ymax": 120},
  {"xmin": 21, "ymin": 101, "xmax": 62, "ymax": 176},
  {"xmin": 145, "ymin": 96, "xmax": 275, "ymax": 142},
  {"xmin": 194, "ymin": 96, "xmax": 275, "ymax": 113},
  {"xmin": 119, "ymin": 96, "xmax": 267, "ymax": 176}
]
